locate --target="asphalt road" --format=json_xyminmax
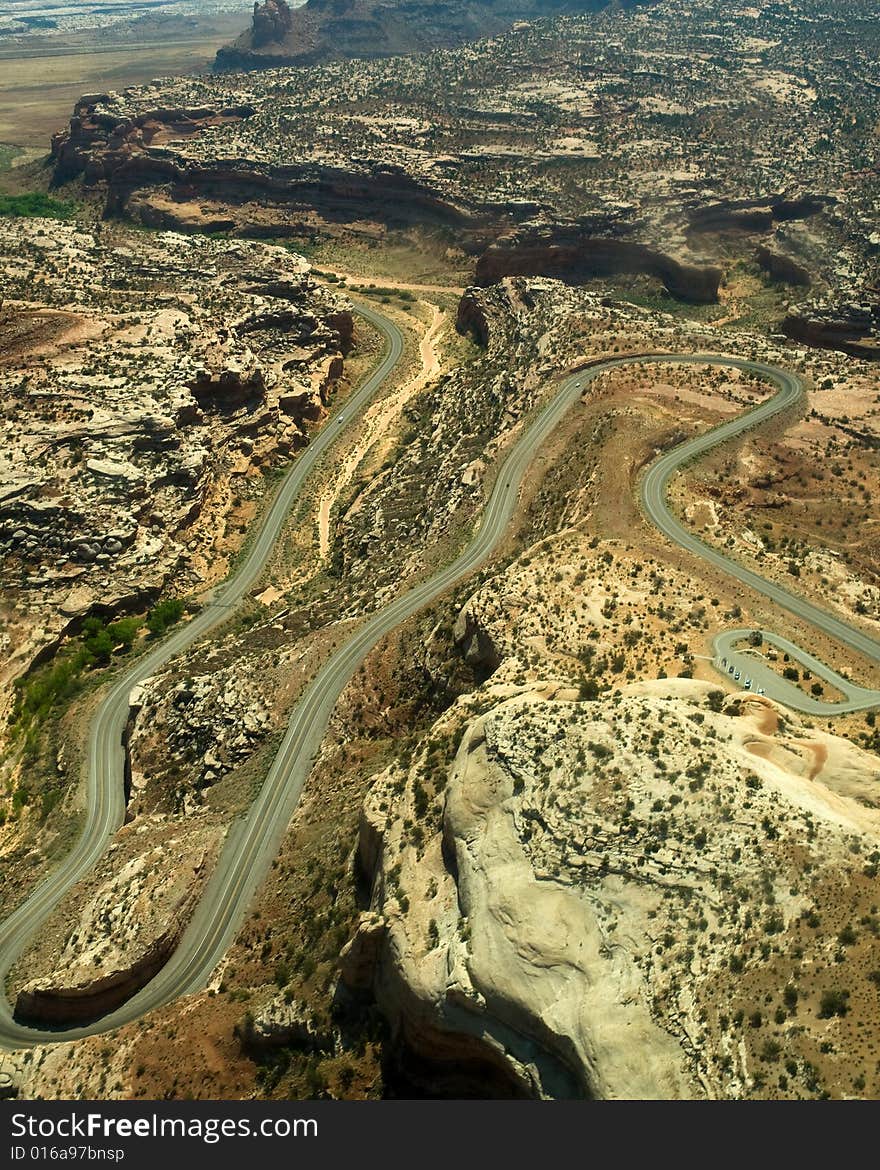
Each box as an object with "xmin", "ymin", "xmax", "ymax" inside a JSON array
[
  {"xmin": 0, "ymin": 301, "xmax": 404, "ymax": 1047},
  {"xmin": 1, "ymin": 335, "xmax": 878, "ymax": 1048},
  {"xmin": 637, "ymin": 353, "xmax": 880, "ymax": 713},
  {"xmin": 714, "ymin": 629, "xmax": 880, "ymax": 714}
]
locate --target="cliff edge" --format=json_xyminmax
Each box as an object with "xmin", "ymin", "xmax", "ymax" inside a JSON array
[{"xmin": 214, "ymin": 0, "xmax": 653, "ymax": 72}]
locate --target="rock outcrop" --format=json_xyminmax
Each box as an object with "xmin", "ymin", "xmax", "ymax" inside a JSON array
[
  {"xmin": 475, "ymin": 222, "xmax": 722, "ymax": 303},
  {"xmin": 0, "ymin": 1060, "xmax": 19, "ymax": 1100},
  {"xmin": 686, "ymin": 193, "xmax": 834, "ymax": 235},
  {"xmin": 250, "ymin": 0, "xmax": 293, "ymax": 49},
  {"xmin": 755, "ymin": 245, "xmax": 812, "ymax": 288},
  {"xmin": 51, "ymin": 98, "xmax": 254, "ymax": 186},
  {"xmin": 15, "ymin": 912, "xmax": 189, "ymax": 1025},
  {"xmin": 50, "ymin": 98, "xmax": 480, "ymax": 237},
  {"xmin": 454, "ymin": 288, "xmax": 493, "ymax": 346},
  {"xmin": 125, "ymin": 661, "xmax": 273, "ymax": 814},
  {"xmin": 0, "ymin": 220, "xmax": 353, "ymax": 690},
  {"xmin": 215, "ymin": 0, "xmax": 654, "ymax": 73},
  {"xmin": 782, "ymin": 298, "xmax": 880, "ymax": 359},
  {"xmin": 236, "ymin": 993, "xmax": 333, "ymax": 1051},
  {"xmin": 347, "ymin": 679, "xmax": 880, "ymax": 1098},
  {"xmin": 14, "ymin": 830, "xmax": 221, "ymax": 1025},
  {"xmin": 189, "ymin": 364, "xmax": 267, "ymax": 413}
]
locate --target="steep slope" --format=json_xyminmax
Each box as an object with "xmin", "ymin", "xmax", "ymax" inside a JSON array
[
  {"xmin": 215, "ymin": 0, "xmax": 654, "ymax": 72},
  {"xmin": 347, "ymin": 678, "xmax": 880, "ymax": 1098}
]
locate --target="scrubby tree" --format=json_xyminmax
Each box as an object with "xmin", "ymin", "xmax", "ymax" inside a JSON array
[{"xmin": 146, "ymin": 599, "xmax": 185, "ymax": 636}]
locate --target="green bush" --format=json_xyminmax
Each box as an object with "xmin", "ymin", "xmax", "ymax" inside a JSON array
[
  {"xmin": 12, "ymin": 610, "xmax": 146, "ymax": 733},
  {"xmin": 13, "ymin": 646, "xmax": 91, "ymax": 726},
  {"xmin": 146, "ymin": 598, "xmax": 185, "ymax": 636},
  {"xmin": 82, "ymin": 617, "xmax": 114, "ymax": 664},
  {"xmin": 41, "ymin": 788, "xmax": 62, "ymax": 819},
  {"xmin": 85, "ymin": 628, "xmax": 114, "ymax": 664},
  {"xmin": 108, "ymin": 616, "xmax": 141, "ymax": 648},
  {"xmin": 818, "ymin": 989, "xmax": 849, "ymax": 1018},
  {"xmin": 578, "ymin": 677, "xmax": 600, "ymax": 701},
  {"xmin": 0, "ymin": 192, "xmax": 76, "ymax": 220}
]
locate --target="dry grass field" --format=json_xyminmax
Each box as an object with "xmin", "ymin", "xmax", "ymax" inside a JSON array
[{"xmin": 0, "ymin": 15, "xmax": 246, "ymax": 161}]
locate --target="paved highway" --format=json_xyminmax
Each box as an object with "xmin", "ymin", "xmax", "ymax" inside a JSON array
[
  {"xmin": 1, "ymin": 332, "xmax": 878, "ymax": 1048},
  {"xmin": 637, "ymin": 353, "xmax": 880, "ymax": 713},
  {"xmin": 0, "ymin": 301, "xmax": 404, "ymax": 1047},
  {"xmin": 714, "ymin": 629, "xmax": 880, "ymax": 714}
]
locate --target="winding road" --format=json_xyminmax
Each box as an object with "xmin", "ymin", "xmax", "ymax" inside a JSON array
[
  {"xmin": 639, "ymin": 355, "xmax": 880, "ymax": 713},
  {"xmin": 1, "ymin": 315, "xmax": 879, "ymax": 1049}
]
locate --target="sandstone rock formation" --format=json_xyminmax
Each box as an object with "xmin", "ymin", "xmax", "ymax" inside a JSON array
[
  {"xmin": 45, "ymin": 8, "xmax": 878, "ymax": 328},
  {"xmin": 250, "ymin": 0, "xmax": 293, "ymax": 49},
  {"xmin": 0, "ymin": 221, "xmax": 353, "ymax": 694},
  {"xmin": 782, "ymin": 298, "xmax": 880, "ymax": 359},
  {"xmin": 475, "ymin": 221, "xmax": 723, "ymax": 303},
  {"xmin": 0, "ymin": 1059, "xmax": 19, "ymax": 1099},
  {"xmin": 686, "ymin": 193, "xmax": 833, "ymax": 236},
  {"xmin": 14, "ymin": 828, "xmax": 222, "ymax": 1024},
  {"xmin": 347, "ymin": 679, "xmax": 880, "ymax": 1097},
  {"xmin": 215, "ymin": 0, "xmax": 654, "ymax": 72},
  {"xmin": 755, "ymin": 245, "xmax": 812, "ymax": 288},
  {"xmin": 236, "ymin": 993, "xmax": 333, "ymax": 1051},
  {"xmin": 125, "ymin": 659, "xmax": 273, "ymax": 815},
  {"xmin": 50, "ymin": 97, "xmax": 478, "ymax": 238},
  {"xmin": 51, "ymin": 98, "xmax": 254, "ymax": 187}
]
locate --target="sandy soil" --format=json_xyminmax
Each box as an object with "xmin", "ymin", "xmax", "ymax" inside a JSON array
[
  {"xmin": 315, "ymin": 300, "xmax": 447, "ymax": 558},
  {"xmin": 0, "ymin": 19, "xmax": 243, "ymax": 151}
]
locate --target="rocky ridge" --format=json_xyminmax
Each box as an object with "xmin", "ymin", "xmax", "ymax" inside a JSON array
[
  {"xmin": 475, "ymin": 219, "xmax": 723, "ymax": 303},
  {"xmin": 214, "ymin": 0, "xmax": 651, "ymax": 72},
  {"xmin": 13, "ymin": 821, "xmax": 223, "ymax": 1024},
  {"xmin": 44, "ymin": 1, "xmax": 880, "ymax": 342},
  {"xmin": 0, "ymin": 220, "xmax": 353, "ymax": 697},
  {"xmin": 345, "ymin": 677, "xmax": 880, "ymax": 1097}
]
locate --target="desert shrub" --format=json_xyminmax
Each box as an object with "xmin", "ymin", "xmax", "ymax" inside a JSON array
[
  {"xmin": 818, "ymin": 990, "xmax": 849, "ymax": 1018},
  {"xmin": 146, "ymin": 598, "xmax": 185, "ymax": 636}
]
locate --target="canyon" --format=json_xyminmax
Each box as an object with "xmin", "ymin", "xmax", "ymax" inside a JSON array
[
  {"xmin": 0, "ymin": 0, "xmax": 879, "ymax": 1103},
  {"xmin": 40, "ymin": 0, "xmax": 880, "ymax": 357}
]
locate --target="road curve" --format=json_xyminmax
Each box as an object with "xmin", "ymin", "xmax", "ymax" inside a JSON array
[
  {"xmin": 1, "ymin": 339, "xmax": 878, "ymax": 1048},
  {"xmin": 637, "ymin": 354, "xmax": 880, "ymax": 712},
  {"xmin": 0, "ymin": 301, "xmax": 404, "ymax": 1048},
  {"xmin": 714, "ymin": 629, "xmax": 880, "ymax": 714}
]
